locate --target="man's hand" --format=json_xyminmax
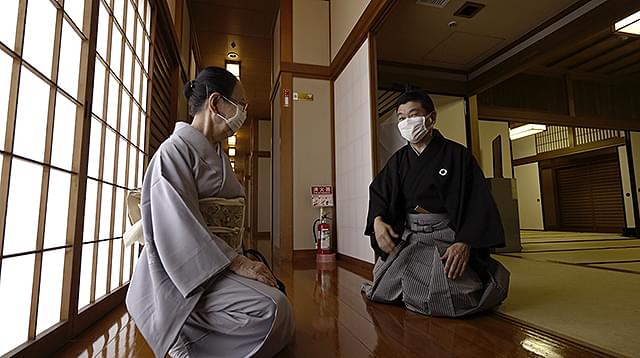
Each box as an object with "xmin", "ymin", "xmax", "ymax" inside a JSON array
[
  {"xmin": 373, "ymin": 216, "xmax": 399, "ymax": 254},
  {"xmin": 228, "ymin": 255, "xmax": 278, "ymax": 287},
  {"xmin": 441, "ymin": 242, "xmax": 470, "ymax": 279}
]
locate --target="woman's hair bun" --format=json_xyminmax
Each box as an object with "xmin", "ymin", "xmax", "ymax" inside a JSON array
[{"xmin": 183, "ymin": 79, "xmax": 196, "ymax": 99}]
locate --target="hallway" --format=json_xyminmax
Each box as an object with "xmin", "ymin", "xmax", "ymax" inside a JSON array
[{"xmin": 2, "ymin": 0, "xmax": 640, "ymax": 356}]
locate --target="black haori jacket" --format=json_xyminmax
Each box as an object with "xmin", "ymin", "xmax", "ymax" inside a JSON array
[{"xmin": 364, "ymin": 130, "xmax": 506, "ymax": 269}]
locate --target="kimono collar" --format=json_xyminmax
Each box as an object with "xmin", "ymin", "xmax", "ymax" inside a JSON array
[
  {"xmin": 410, "ymin": 129, "xmax": 445, "ymax": 157},
  {"xmin": 173, "ymin": 121, "xmax": 222, "ymax": 166}
]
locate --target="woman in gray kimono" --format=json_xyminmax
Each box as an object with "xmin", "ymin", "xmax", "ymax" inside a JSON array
[{"xmin": 126, "ymin": 67, "xmax": 294, "ymax": 358}]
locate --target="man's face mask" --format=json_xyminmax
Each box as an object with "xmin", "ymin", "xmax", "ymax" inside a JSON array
[
  {"xmin": 215, "ymin": 96, "xmax": 247, "ymax": 133},
  {"xmin": 397, "ymin": 114, "xmax": 433, "ymax": 144}
]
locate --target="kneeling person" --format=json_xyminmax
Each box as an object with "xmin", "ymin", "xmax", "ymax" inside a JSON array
[
  {"xmin": 126, "ymin": 67, "xmax": 294, "ymax": 357},
  {"xmin": 362, "ymin": 89, "xmax": 509, "ymax": 317}
]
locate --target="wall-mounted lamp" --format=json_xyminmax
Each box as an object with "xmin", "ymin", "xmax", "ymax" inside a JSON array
[{"xmin": 509, "ymin": 124, "xmax": 546, "ymax": 140}]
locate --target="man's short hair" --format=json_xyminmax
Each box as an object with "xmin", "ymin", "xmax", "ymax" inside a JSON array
[{"xmin": 395, "ymin": 88, "xmax": 435, "ymax": 114}]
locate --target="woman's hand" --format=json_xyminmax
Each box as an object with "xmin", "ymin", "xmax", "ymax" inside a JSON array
[
  {"xmin": 228, "ymin": 255, "xmax": 278, "ymax": 287},
  {"xmin": 373, "ymin": 216, "xmax": 399, "ymax": 254},
  {"xmin": 441, "ymin": 242, "xmax": 470, "ymax": 279}
]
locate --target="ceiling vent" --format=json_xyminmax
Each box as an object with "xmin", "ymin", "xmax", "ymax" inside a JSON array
[
  {"xmin": 416, "ymin": 0, "xmax": 450, "ymax": 9},
  {"xmin": 454, "ymin": 2, "xmax": 485, "ymax": 18}
]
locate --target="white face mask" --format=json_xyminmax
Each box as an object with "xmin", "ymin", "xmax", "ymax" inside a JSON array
[
  {"xmin": 217, "ymin": 96, "xmax": 247, "ymax": 133},
  {"xmin": 397, "ymin": 115, "xmax": 429, "ymax": 143}
]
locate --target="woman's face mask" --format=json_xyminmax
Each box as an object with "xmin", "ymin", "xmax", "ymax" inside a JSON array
[
  {"xmin": 215, "ymin": 96, "xmax": 247, "ymax": 133},
  {"xmin": 397, "ymin": 114, "xmax": 433, "ymax": 143}
]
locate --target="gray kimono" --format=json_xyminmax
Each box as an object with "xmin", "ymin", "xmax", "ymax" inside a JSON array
[{"xmin": 126, "ymin": 122, "xmax": 294, "ymax": 357}]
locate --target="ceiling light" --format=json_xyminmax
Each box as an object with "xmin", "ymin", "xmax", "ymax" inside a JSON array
[
  {"xmin": 615, "ymin": 10, "xmax": 640, "ymax": 36},
  {"xmin": 227, "ymin": 51, "xmax": 239, "ymax": 60},
  {"xmin": 230, "ymin": 161, "xmax": 235, "ymax": 170},
  {"xmin": 225, "ymin": 61, "xmax": 240, "ymax": 79},
  {"xmin": 509, "ymin": 124, "xmax": 546, "ymax": 140},
  {"xmin": 228, "ymin": 147, "xmax": 236, "ymax": 157},
  {"xmin": 228, "ymin": 135, "xmax": 237, "ymax": 146}
]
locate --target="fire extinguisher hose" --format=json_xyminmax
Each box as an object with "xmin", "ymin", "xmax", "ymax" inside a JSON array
[{"xmin": 312, "ymin": 218, "xmax": 321, "ymax": 242}]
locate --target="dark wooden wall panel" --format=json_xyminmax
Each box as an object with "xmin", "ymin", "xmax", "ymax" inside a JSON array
[
  {"xmin": 478, "ymin": 74, "xmax": 569, "ymax": 114},
  {"xmin": 148, "ymin": 16, "xmax": 178, "ymax": 157},
  {"xmin": 572, "ymin": 80, "xmax": 640, "ymax": 120},
  {"xmin": 554, "ymin": 151, "xmax": 624, "ymax": 232}
]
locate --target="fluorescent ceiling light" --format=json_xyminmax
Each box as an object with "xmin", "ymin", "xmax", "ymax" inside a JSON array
[
  {"xmin": 226, "ymin": 62, "xmax": 240, "ymax": 78},
  {"xmin": 509, "ymin": 124, "xmax": 546, "ymax": 140},
  {"xmin": 228, "ymin": 135, "xmax": 237, "ymax": 146},
  {"xmin": 615, "ymin": 10, "xmax": 640, "ymax": 35},
  {"xmin": 228, "ymin": 148, "xmax": 236, "ymax": 157}
]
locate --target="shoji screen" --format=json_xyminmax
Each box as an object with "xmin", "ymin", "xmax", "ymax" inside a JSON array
[{"xmin": 333, "ymin": 38, "xmax": 375, "ymax": 263}]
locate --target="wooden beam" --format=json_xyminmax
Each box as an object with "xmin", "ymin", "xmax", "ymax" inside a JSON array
[
  {"xmin": 479, "ymin": 105, "xmax": 640, "ymax": 131},
  {"xmin": 513, "ymin": 137, "xmax": 625, "ymax": 166},
  {"xmin": 280, "ymin": 62, "xmax": 330, "ymax": 80},
  {"xmin": 280, "ymin": 0, "xmax": 293, "ymax": 63},
  {"xmin": 526, "ymin": 65, "xmax": 640, "ymax": 85},
  {"xmin": 467, "ymin": 0, "xmax": 640, "ymax": 94},
  {"xmin": 368, "ymin": 33, "xmax": 380, "ymax": 175},
  {"xmin": 279, "ymin": 72, "xmax": 293, "ymax": 261},
  {"xmin": 250, "ymin": 118, "xmax": 259, "ymax": 250},
  {"xmin": 66, "ymin": 0, "xmax": 101, "ymax": 336},
  {"xmin": 377, "ymin": 62, "xmax": 468, "ymax": 97},
  {"xmin": 329, "ymin": 80, "xmax": 337, "ymax": 259},
  {"xmin": 466, "ymin": 96, "xmax": 482, "ymax": 161}
]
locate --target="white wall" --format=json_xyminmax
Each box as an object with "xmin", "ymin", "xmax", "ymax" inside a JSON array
[
  {"xmin": 293, "ymin": 78, "xmax": 333, "ymax": 249},
  {"xmin": 258, "ymin": 157, "xmax": 272, "ymax": 233},
  {"xmin": 432, "ymin": 95, "xmax": 466, "ymax": 147},
  {"xmin": 512, "ymin": 135, "xmax": 537, "ymax": 160},
  {"xmin": 479, "ymin": 120, "xmax": 513, "ymax": 178},
  {"xmin": 330, "ymin": 0, "xmax": 370, "ymax": 61},
  {"xmin": 293, "ymin": 0, "xmax": 330, "ymax": 66},
  {"xmin": 618, "ymin": 146, "xmax": 636, "ymax": 229},
  {"xmin": 334, "ymin": 39, "xmax": 375, "ymax": 263}
]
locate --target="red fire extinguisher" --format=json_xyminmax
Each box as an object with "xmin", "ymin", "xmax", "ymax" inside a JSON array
[{"xmin": 313, "ymin": 214, "xmax": 332, "ymax": 255}]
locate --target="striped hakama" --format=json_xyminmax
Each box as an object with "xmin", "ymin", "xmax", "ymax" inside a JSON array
[{"xmin": 363, "ymin": 213, "xmax": 509, "ymax": 317}]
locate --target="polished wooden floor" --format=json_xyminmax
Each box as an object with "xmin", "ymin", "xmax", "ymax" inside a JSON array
[{"xmin": 55, "ymin": 259, "xmax": 613, "ymax": 357}]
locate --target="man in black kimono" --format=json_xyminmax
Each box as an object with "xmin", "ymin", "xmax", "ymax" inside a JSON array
[{"xmin": 362, "ymin": 89, "xmax": 509, "ymax": 317}]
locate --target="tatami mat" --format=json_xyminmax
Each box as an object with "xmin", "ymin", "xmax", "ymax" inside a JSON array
[
  {"xmin": 494, "ymin": 255, "xmax": 640, "ymax": 357},
  {"xmin": 502, "ymin": 247, "xmax": 640, "ymax": 265},
  {"xmin": 520, "ymin": 239, "xmax": 640, "ymax": 253},
  {"xmin": 587, "ymin": 262, "xmax": 640, "ymax": 274},
  {"xmin": 520, "ymin": 231, "xmax": 627, "ymax": 244}
]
